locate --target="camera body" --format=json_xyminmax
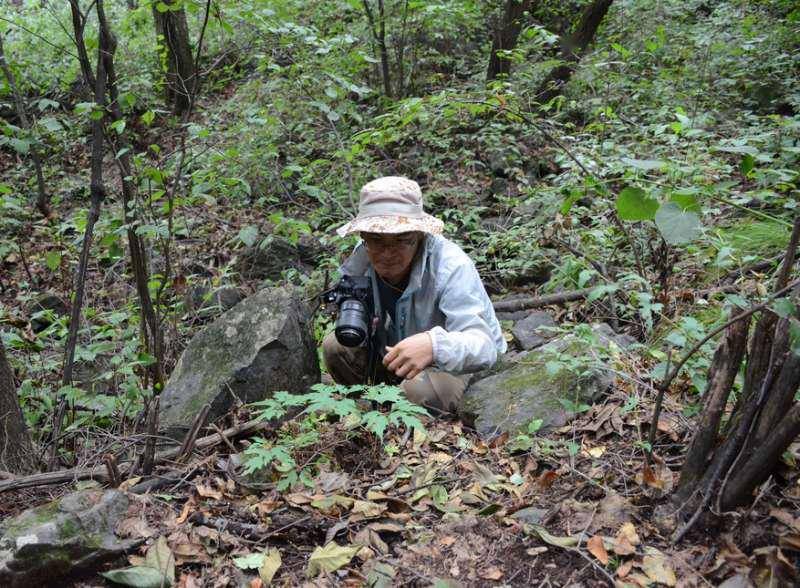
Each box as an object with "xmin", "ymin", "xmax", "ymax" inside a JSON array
[{"xmin": 323, "ymin": 275, "xmax": 374, "ymax": 347}]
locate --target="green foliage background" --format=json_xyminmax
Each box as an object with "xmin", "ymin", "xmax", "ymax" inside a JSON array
[{"xmin": 0, "ymin": 0, "xmax": 798, "ymax": 439}]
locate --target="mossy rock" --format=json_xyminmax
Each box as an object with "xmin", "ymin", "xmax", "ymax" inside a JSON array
[
  {"xmin": 0, "ymin": 489, "xmax": 137, "ymax": 588},
  {"xmin": 460, "ymin": 324, "xmax": 626, "ymax": 437},
  {"xmin": 159, "ymin": 286, "xmax": 320, "ymax": 439}
]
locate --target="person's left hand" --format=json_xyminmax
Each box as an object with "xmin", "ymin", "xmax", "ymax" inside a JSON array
[{"xmin": 383, "ymin": 332, "xmax": 434, "ymax": 380}]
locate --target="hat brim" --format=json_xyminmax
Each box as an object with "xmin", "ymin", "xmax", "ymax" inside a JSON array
[{"xmin": 336, "ymin": 214, "xmax": 444, "ymax": 237}]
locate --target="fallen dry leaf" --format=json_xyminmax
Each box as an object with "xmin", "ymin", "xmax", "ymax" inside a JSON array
[
  {"xmin": 770, "ymin": 508, "xmax": 800, "ymax": 533},
  {"xmin": 587, "ymin": 446, "xmax": 606, "ymax": 458},
  {"xmin": 285, "ymin": 492, "xmax": 313, "ymax": 505},
  {"xmin": 116, "ymin": 517, "xmax": 156, "ymax": 539},
  {"xmin": 640, "ymin": 547, "xmax": 677, "ymax": 587},
  {"xmin": 638, "ymin": 458, "xmax": 674, "ymax": 494},
  {"xmin": 472, "ymin": 440, "xmax": 489, "ymax": 455},
  {"xmin": 195, "ymin": 482, "xmax": 222, "ymax": 500},
  {"xmin": 479, "ymin": 566, "xmax": 504, "ymax": 580},
  {"xmin": 587, "ymin": 534, "xmax": 609, "ymax": 565},
  {"xmin": 617, "ymin": 560, "xmax": 634, "ymax": 578},
  {"xmin": 119, "ymin": 476, "xmax": 142, "ymax": 491},
  {"xmin": 613, "ymin": 522, "xmax": 641, "ymax": 555},
  {"xmin": 536, "ymin": 470, "xmax": 559, "ymax": 490},
  {"xmin": 780, "ymin": 534, "xmax": 800, "ymax": 551},
  {"xmin": 177, "ymin": 572, "xmax": 201, "ymax": 588},
  {"xmin": 259, "ymin": 548, "xmax": 281, "ymax": 584},
  {"xmin": 350, "ymin": 500, "xmax": 388, "ymax": 521},
  {"xmin": 175, "ymin": 498, "xmax": 195, "ymax": 524},
  {"xmin": 255, "ymin": 499, "xmax": 282, "ymax": 517}
]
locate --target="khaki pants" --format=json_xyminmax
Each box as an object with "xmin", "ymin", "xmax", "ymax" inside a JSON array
[{"xmin": 322, "ymin": 332, "xmax": 466, "ymax": 415}]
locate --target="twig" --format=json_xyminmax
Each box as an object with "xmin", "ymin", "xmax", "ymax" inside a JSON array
[
  {"xmin": 104, "ymin": 453, "xmax": 121, "ymax": 488},
  {"xmin": 646, "ymin": 348, "xmax": 672, "ymax": 468},
  {"xmin": 659, "ymin": 277, "xmax": 800, "ymax": 395},
  {"xmin": 210, "ymin": 423, "xmax": 237, "ymax": 454},
  {"xmin": 0, "ymin": 15, "xmax": 77, "ymax": 58},
  {"xmin": 141, "ymin": 398, "xmax": 160, "ymax": 475},
  {"xmin": 177, "ymin": 404, "xmax": 211, "ymax": 463}
]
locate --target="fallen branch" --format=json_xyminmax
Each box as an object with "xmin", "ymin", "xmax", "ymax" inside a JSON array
[
  {"xmin": 0, "ymin": 417, "xmax": 271, "ymax": 494},
  {"xmin": 493, "ymin": 288, "xmax": 594, "ymax": 312}
]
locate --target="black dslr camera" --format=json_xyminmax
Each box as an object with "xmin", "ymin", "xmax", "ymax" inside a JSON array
[{"xmin": 322, "ymin": 275, "xmax": 375, "ymax": 347}]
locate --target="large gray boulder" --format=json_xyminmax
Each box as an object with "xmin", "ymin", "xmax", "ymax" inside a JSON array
[
  {"xmin": 159, "ymin": 287, "xmax": 320, "ymax": 438},
  {"xmin": 461, "ymin": 324, "xmax": 630, "ymax": 438},
  {"xmin": 0, "ymin": 489, "xmax": 136, "ymax": 587}
]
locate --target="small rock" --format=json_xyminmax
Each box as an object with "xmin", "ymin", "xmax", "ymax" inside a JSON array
[
  {"xmin": 593, "ymin": 322, "xmax": 637, "ymax": 349},
  {"xmin": 480, "ymin": 216, "xmax": 506, "ymax": 231},
  {"xmin": 25, "ymin": 293, "xmax": 67, "ymax": 333},
  {"xmin": 0, "ymin": 489, "xmax": 137, "ymax": 588},
  {"xmin": 235, "ymin": 235, "xmax": 325, "ymax": 282},
  {"xmin": 489, "ymin": 177, "xmax": 509, "ymax": 197},
  {"xmin": 495, "ymin": 310, "xmax": 529, "ymax": 322},
  {"xmin": 184, "ymin": 285, "xmax": 245, "ymax": 317},
  {"xmin": 504, "ymin": 259, "xmax": 553, "ymax": 287},
  {"xmin": 511, "ymin": 311, "xmax": 557, "ymax": 350},
  {"xmin": 718, "ymin": 574, "xmax": 754, "ymax": 588},
  {"xmin": 510, "ymin": 507, "xmax": 548, "ymax": 525}
]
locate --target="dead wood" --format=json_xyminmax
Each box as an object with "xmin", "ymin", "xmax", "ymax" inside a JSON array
[
  {"xmin": 0, "ymin": 417, "xmax": 272, "ymax": 494},
  {"xmin": 492, "ymin": 287, "xmax": 594, "ymax": 312},
  {"xmin": 189, "ymin": 511, "xmax": 325, "ymax": 541},
  {"xmin": 104, "ymin": 454, "xmax": 121, "ymax": 488}
]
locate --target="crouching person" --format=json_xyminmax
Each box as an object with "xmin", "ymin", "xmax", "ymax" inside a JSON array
[{"xmin": 322, "ymin": 176, "xmax": 506, "ymax": 416}]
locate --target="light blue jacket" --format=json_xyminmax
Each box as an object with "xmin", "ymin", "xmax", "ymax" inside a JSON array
[{"xmin": 340, "ymin": 234, "xmax": 506, "ymax": 373}]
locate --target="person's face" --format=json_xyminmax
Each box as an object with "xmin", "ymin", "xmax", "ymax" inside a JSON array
[{"xmin": 361, "ymin": 231, "xmax": 422, "ymax": 284}]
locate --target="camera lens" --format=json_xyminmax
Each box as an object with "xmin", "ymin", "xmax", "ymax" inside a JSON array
[{"xmin": 336, "ymin": 299, "xmax": 368, "ymax": 347}]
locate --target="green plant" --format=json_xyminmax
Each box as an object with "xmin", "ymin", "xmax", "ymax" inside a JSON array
[
  {"xmin": 243, "ymin": 383, "xmax": 428, "ymax": 490},
  {"xmin": 507, "ymin": 418, "xmax": 544, "ymax": 453}
]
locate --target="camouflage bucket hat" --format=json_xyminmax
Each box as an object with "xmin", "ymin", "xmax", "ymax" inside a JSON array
[{"xmin": 335, "ymin": 176, "xmax": 444, "ymax": 237}]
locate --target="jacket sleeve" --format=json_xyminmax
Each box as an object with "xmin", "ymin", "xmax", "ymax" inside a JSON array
[{"xmin": 427, "ymin": 259, "xmax": 499, "ymax": 373}]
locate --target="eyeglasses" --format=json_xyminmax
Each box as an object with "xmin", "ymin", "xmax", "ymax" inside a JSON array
[{"xmin": 361, "ymin": 232, "xmax": 419, "ymax": 251}]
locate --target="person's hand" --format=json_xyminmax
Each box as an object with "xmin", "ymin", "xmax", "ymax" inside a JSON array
[{"xmin": 383, "ymin": 332, "xmax": 434, "ymax": 380}]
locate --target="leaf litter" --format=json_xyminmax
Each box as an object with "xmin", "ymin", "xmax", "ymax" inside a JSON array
[{"xmin": 31, "ymin": 384, "xmax": 800, "ymax": 586}]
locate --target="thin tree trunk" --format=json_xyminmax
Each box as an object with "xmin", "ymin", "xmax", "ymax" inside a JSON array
[
  {"xmin": 152, "ymin": 0, "xmax": 195, "ymax": 115},
  {"xmin": 0, "ymin": 339, "xmax": 35, "ymax": 474},
  {"xmin": 721, "ymin": 397, "xmax": 800, "ymax": 509},
  {"xmin": 99, "ymin": 2, "xmax": 165, "ymax": 388},
  {"xmin": 486, "ymin": 0, "xmax": 532, "ymax": 81},
  {"xmin": 0, "ymin": 31, "xmax": 49, "ymax": 218},
  {"xmin": 362, "ymin": 0, "xmax": 392, "ymax": 97},
  {"xmin": 534, "ymin": 0, "xmax": 613, "ymax": 105},
  {"xmin": 674, "ymin": 316, "xmax": 750, "ymax": 499},
  {"xmin": 63, "ymin": 3, "xmax": 109, "ymax": 389},
  {"xmin": 54, "ymin": 0, "xmax": 111, "ymax": 471}
]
